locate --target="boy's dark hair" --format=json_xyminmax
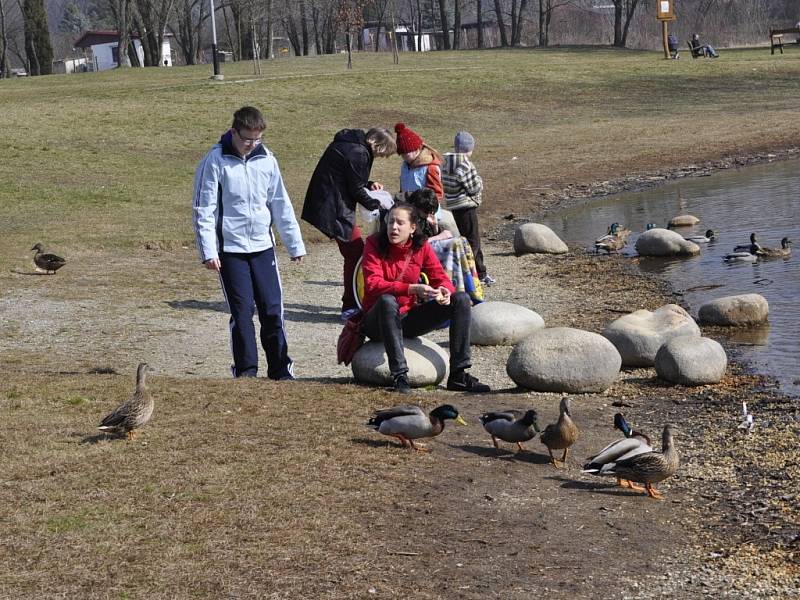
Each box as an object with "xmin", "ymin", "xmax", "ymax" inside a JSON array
[
  {"xmin": 377, "ymin": 203, "xmax": 427, "ymax": 257},
  {"xmin": 232, "ymin": 106, "xmax": 266, "ymax": 132}
]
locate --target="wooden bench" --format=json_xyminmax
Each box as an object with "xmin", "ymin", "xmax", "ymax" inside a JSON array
[
  {"xmin": 687, "ymin": 41, "xmax": 705, "ymax": 59},
  {"xmin": 770, "ymin": 28, "xmax": 800, "ymax": 54}
]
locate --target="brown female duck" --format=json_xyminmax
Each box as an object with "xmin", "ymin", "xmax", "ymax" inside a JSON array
[
  {"xmin": 31, "ymin": 243, "xmax": 66, "ymax": 274},
  {"xmin": 539, "ymin": 397, "xmax": 579, "ymax": 467},
  {"xmin": 98, "ymin": 362, "xmax": 154, "ymax": 440},
  {"xmin": 602, "ymin": 424, "xmax": 679, "ymax": 499}
]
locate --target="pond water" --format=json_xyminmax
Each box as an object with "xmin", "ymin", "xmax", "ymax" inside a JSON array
[{"xmin": 544, "ymin": 159, "xmax": 799, "ymax": 397}]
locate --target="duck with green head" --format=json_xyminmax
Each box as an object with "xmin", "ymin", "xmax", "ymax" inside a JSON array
[
  {"xmin": 602, "ymin": 424, "xmax": 679, "ymax": 500},
  {"xmin": 367, "ymin": 404, "xmax": 467, "ymax": 451},
  {"xmin": 479, "ymin": 409, "xmax": 540, "ymax": 453},
  {"xmin": 582, "ymin": 413, "xmax": 653, "ymax": 489}
]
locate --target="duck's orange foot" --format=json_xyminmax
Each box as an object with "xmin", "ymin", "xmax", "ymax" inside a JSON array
[{"xmin": 645, "ymin": 483, "xmax": 663, "ymax": 499}]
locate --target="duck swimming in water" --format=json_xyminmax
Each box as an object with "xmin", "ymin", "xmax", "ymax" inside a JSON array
[
  {"xmin": 724, "ymin": 244, "xmax": 761, "ymax": 263},
  {"xmin": 684, "ymin": 229, "xmax": 715, "ymax": 243},
  {"xmin": 733, "ymin": 233, "xmax": 760, "ymax": 253},
  {"xmin": 758, "ymin": 237, "xmax": 792, "ymax": 258}
]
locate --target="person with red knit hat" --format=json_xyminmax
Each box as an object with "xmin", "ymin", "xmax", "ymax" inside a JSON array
[{"xmin": 395, "ymin": 123, "xmax": 444, "ymax": 202}]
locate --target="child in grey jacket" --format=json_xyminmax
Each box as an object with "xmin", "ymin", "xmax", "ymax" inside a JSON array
[{"xmin": 442, "ymin": 131, "xmax": 494, "ymax": 285}]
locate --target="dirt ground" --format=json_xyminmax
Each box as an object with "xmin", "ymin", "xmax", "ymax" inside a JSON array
[{"xmin": 2, "ymin": 216, "xmax": 797, "ymax": 597}]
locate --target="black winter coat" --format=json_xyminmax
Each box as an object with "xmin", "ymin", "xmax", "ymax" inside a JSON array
[{"xmin": 302, "ymin": 129, "xmax": 381, "ymax": 242}]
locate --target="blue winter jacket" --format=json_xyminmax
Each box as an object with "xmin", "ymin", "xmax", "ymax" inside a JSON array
[{"xmin": 193, "ymin": 131, "xmax": 306, "ymax": 263}]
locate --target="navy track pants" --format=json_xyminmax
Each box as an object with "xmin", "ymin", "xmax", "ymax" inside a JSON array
[{"xmin": 218, "ymin": 248, "xmax": 293, "ymax": 379}]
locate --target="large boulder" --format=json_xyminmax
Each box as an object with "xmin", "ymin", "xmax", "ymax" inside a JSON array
[
  {"xmin": 668, "ymin": 214, "xmax": 700, "ymax": 227},
  {"xmin": 655, "ymin": 335, "xmax": 728, "ymax": 386},
  {"xmin": 635, "ymin": 228, "xmax": 701, "ymax": 257},
  {"xmin": 506, "ymin": 327, "xmax": 621, "ymax": 393},
  {"xmin": 470, "ymin": 301, "xmax": 545, "ymax": 346},
  {"xmin": 698, "ymin": 294, "xmax": 769, "ymax": 326},
  {"xmin": 602, "ymin": 304, "xmax": 701, "ymax": 367},
  {"xmin": 351, "ymin": 337, "xmax": 448, "ymax": 388},
  {"xmin": 514, "ymin": 223, "xmax": 569, "ymax": 255}
]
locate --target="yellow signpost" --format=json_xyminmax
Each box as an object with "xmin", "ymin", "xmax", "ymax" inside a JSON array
[{"xmin": 657, "ymin": 0, "xmax": 677, "ymax": 59}]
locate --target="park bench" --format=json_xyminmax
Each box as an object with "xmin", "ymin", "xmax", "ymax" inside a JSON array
[
  {"xmin": 687, "ymin": 41, "xmax": 705, "ymax": 59},
  {"xmin": 770, "ymin": 27, "xmax": 800, "ymax": 54}
]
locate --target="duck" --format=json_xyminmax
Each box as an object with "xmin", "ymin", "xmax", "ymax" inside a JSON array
[
  {"xmin": 601, "ymin": 424, "xmax": 680, "ymax": 500},
  {"xmin": 582, "ymin": 413, "xmax": 653, "ymax": 489},
  {"xmin": 684, "ymin": 229, "xmax": 715, "ymax": 243},
  {"xmin": 367, "ymin": 404, "xmax": 467, "ymax": 451},
  {"xmin": 724, "ymin": 244, "xmax": 761, "ymax": 263},
  {"xmin": 594, "ymin": 223, "xmax": 631, "ymax": 254},
  {"xmin": 30, "ymin": 243, "xmax": 66, "ymax": 274},
  {"xmin": 479, "ymin": 409, "xmax": 540, "ymax": 452},
  {"xmin": 758, "ymin": 237, "xmax": 792, "ymax": 258},
  {"xmin": 98, "ymin": 362, "xmax": 154, "ymax": 440},
  {"xmin": 733, "ymin": 233, "xmax": 759, "ymax": 253},
  {"xmin": 645, "ymin": 223, "xmax": 658, "ymax": 231},
  {"xmin": 539, "ymin": 397, "xmax": 579, "ymax": 467}
]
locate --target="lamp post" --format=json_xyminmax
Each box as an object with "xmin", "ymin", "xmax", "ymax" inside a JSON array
[{"xmin": 209, "ymin": 0, "xmax": 223, "ymax": 80}]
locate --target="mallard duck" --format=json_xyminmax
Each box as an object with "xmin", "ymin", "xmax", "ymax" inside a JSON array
[
  {"xmin": 30, "ymin": 243, "xmax": 66, "ymax": 274},
  {"xmin": 479, "ymin": 409, "xmax": 540, "ymax": 452},
  {"xmin": 595, "ymin": 223, "xmax": 631, "ymax": 254},
  {"xmin": 98, "ymin": 362, "xmax": 154, "ymax": 440},
  {"xmin": 684, "ymin": 229, "xmax": 715, "ymax": 243},
  {"xmin": 645, "ymin": 223, "xmax": 658, "ymax": 231},
  {"xmin": 539, "ymin": 397, "xmax": 579, "ymax": 467},
  {"xmin": 601, "ymin": 424, "xmax": 679, "ymax": 499},
  {"xmin": 724, "ymin": 244, "xmax": 761, "ymax": 263},
  {"xmin": 758, "ymin": 237, "xmax": 792, "ymax": 258},
  {"xmin": 582, "ymin": 413, "xmax": 653, "ymax": 489},
  {"xmin": 733, "ymin": 233, "xmax": 759, "ymax": 253},
  {"xmin": 367, "ymin": 404, "xmax": 467, "ymax": 451}
]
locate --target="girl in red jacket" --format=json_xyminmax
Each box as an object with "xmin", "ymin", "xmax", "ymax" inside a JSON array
[{"xmin": 360, "ymin": 203, "xmax": 490, "ymax": 394}]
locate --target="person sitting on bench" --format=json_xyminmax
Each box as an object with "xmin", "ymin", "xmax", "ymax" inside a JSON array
[
  {"xmin": 691, "ymin": 33, "xmax": 719, "ymax": 58},
  {"xmin": 668, "ymin": 33, "xmax": 680, "ymax": 59}
]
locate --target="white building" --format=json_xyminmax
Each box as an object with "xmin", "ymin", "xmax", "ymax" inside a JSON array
[{"xmin": 74, "ymin": 30, "xmax": 173, "ymax": 71}]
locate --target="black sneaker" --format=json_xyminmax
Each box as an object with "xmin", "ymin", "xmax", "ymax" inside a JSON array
[
  {"xmin": 447, "ymin": 371, "xmax": 491, "ymax": 393},
  {"xmin": 393, "ymin": 374, "xmax": 412, "ymax": 394}
]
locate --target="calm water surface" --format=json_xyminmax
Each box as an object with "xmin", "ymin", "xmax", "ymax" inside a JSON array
[{"xmin": 544, "ymin": 159, "xmax": 799, "ymax": 397}]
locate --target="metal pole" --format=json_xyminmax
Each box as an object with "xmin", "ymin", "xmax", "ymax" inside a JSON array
[{"xmin": 209, "ymin": 0, "xmax": 223, "ymax": 80}]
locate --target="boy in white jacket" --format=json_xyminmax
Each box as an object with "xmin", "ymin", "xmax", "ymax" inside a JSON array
[{"xmin": 193, "ymin": 106, "xmax": 306, "ymax": 379}]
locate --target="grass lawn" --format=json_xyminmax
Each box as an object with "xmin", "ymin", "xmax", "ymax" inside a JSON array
[
  {"xmin": 2, "ymin": 47, "xmax": 799, "ymax": 598},
  {"xmin": 2, "ymin": 46, "xmax": 799, "ymax": 268}
]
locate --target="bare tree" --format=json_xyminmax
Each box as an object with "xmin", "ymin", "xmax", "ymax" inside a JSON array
[
  {"xmin": 475, "ymin": 0, "xmax": 483, "ymax": 48},
  {"xmin": 135, "ymin": 0, "xmax": 175, "ymax": 65},
  {"xmin": 611, "ymin": 0, "xmax": 641, "ymax": 47},
  {"xmin": 0, "ymin": 0, "xmax": 11, "ymax": 76},
  {"xmin": 169, "ymin": 0, "xmax": 207, "ymax": 64},
  {"xmin": 492, "ymin": 0, "xmax": 507, "ymax": 46},
  {"xmin": 436, "ymin": 0, "xmax": 449, "ymax": 49}
]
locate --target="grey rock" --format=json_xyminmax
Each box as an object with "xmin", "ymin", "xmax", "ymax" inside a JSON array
[
  {"xmin": 506, "ymin": 327, "xmax": 621, "ymax": 393},
  {"xmin": 602, "ymin": 304, "xmax": 701, "ymax": 366},
  {"xmin": 514, "ymin": 223, "xmax": 569, "ymax": 255},
  {"xmin": 655, "ymin": 335, "xmax": 728, "ymax": 386},
  {"xmin": 470, "ymin": 301, "xmax": 545, "ymax": 346},
  {"xmin": 351, "ymin": 337, "xmax": 449, "ymax": 387},
  {"xmin": 698, "ymin": 294, "xmax": 769, "ymax": 326},
  {"xmin": 668, "ymin": 214, "xmax": 700, "ymax": 227},
  {"xmin": 635, "ymin": 229, "xmax": 701, "ymax": 257}
]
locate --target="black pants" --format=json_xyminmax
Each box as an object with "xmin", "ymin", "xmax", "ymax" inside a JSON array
[
  {"xmin": 361, "ymin": 292, "xmax": 472, "ymax": 378},
  {"xmin": 452, "ymin": 207, "xmax": 486, "ymax": 278}
]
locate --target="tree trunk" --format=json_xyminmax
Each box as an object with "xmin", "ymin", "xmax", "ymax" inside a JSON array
[
  {"xmin": 452, "ymin": 0, "xmax": 460, "ymax": 49},
  {"xmin": 22, "ymin": 0, "xmax": 52, "ymax": 74},
  {"xmin": 613, "ymin": 0, "xmax": 623, "ymax": 46},
  {"xmin": 300, "ymin": 0, "xmax": 309, "ymax": 55},
  {"xmin": 111, "ymin": 0, "xmax": 132, "ymax": 67},
  {"xmin": 266, "ymin": 0, "xmax": 274, "ymax": 58},
  {"xmin": 0, "ymin": 0, "xmax": 10, "ymax": 77},
  {"xmin": 493, "ymin": 0, "xmax": 508, "ymax": 46},
  {"xmin": 510, "ymin": 0, "xmax": 527, "ymax": 46},
  {"xmin": 620, "ymin": 0, "xmax": 640, "ymax": 47},
  {"xmin": 476, "ymin": 0, "xmax": 483, "ymax": 48},
  {"xmin": 437, "ymin": 0, "xmax": 450, "ymax": 49}
]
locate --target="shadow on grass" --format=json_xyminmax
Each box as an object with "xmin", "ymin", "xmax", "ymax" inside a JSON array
[
  {"xmin": 549, "ymin": 475, "xmax": 642, "ymax": 497},
  {"xmin": 351, "ymin": 436, "xmax": 400, "ymax": 449},
  {"xmin": 166, "ymin": 299, "xmax": 228, "ymax": 312},
  {"xmin": 284, "ymin": 303, "xmax": 340, "ymax": 324},
  {"xmin": 78, "ymin": 432, "xmax": 120, "ymax": 445},
  {"xmin": 303, "ymin": 280, "xmax": 340, "ymax": 287}
]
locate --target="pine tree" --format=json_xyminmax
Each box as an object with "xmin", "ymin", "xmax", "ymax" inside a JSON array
[
  {"xmin": 22, "ymin": 0, "xmax": 53, "ymax": 75},
  {"xmin": 59, "ymin": 1, "xmax": 90, "ymax": 34}
]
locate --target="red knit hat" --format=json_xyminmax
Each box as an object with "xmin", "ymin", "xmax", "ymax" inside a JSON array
[{"xmin": 394, "ymin": 123, "xmax": 423, "ymax": 155}]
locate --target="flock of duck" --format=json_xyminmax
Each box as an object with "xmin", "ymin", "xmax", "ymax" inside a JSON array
[
  {"xmin": 367, "ymin": 398, "xmax": 679, "ymax": 500},
  {"xmin": 593, "ymin": 223, "xmax": 792, "ymax": 262}
]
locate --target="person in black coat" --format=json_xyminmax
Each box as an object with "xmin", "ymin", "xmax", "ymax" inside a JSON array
[{"xmin": 302, "ymin": 128, "xmax": 396, "ymax": 320}]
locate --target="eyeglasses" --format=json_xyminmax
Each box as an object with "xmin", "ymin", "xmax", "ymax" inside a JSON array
[{"xmin": 235, "ymin": 129, "xmax": 262, "ymax": 146}]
